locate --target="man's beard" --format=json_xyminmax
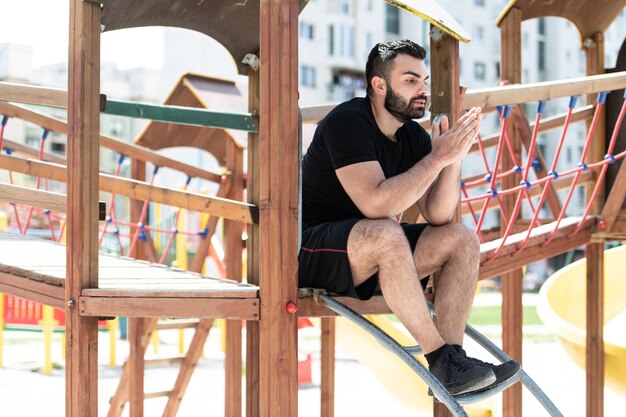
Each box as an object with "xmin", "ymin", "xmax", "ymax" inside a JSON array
[{"xmin": 384, "ymin": 86, "xmax": 427, "ymax": 123}]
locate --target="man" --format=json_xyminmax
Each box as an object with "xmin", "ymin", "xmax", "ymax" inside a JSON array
[{"xmin": 299, "ymin": 40, "xmax": 519, "ymax": 396}]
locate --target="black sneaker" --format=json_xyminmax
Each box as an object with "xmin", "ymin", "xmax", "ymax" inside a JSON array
[
  {"xmin": 455, "ymin": 346, "xmax": 521, "ymax": 391},
  {"xmin": 428, "ymin": 345, "xmax": 496, "ymax": 396}
]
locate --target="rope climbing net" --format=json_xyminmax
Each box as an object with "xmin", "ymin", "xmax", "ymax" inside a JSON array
[{"xmin": 461, "ymin": 89, "xmax": 626, "ymax": 265}]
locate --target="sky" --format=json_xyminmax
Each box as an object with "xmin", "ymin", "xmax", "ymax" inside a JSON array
[{"xmin": 1, "ymin": 0, "xmax": 165, "ymax": 69}]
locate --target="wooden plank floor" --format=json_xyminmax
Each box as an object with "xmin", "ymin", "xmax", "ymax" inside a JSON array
[{"xmin": 0, "ymin": 232, "xmax": 259, "ymax": 319}]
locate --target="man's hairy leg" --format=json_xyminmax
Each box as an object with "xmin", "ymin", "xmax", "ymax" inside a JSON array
[
  {"xmin": 412, "ymin": 223, "xmax": 480, "ymax": 345},
  {"xmin": 347, "ymin": 219, "xmax": 445, "ymax": 354}
]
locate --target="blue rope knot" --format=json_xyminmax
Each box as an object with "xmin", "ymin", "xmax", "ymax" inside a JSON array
[
  {"xmin": 113, "ymin": 228, "xmax": 120, "ymax": 235},
  {"xmin": 604, "ymin": 154, "xmax": 616, "ymax": 165},
  {"xmin": 198, "ymin": 227, "xmax": 209, "ymax": 239},
  {"xmin": 484, "ymin": 173, "xmax": 492, "ymax": 182},
  {"xmin": 118, "ymin": 154, "xmax": 126, "ymax": 165},
  {"xmin": 531, "ymin": 158, "xmax": 541, "ymax": 170},
  {"xmin": 547, "ymin": 170, "xmax": 559, "ymax": 180},
  {"xmin": 138, "ymin": 231, "xmax": 147, "ymax": 242},
  {"xmin": 137, "ymin": 221, "xmax": 145, "ymax": 229},
  {"xmin": 502, "ymin": 105, "xmax": 511, "ymax": 119},
  {"xmin": 460, "ymin": 180, "xmax": 466, "ymax": 188},
  {"xmin": 513, "ymin": 165, "xmax": 522, "ymax": 174},
  {"xmin": 172, "ymin": 227, "xmax": 179, "ymax": 235},
  {"xmin": 105, "ymin": 215, "xmax": 112, "ymax": 223},
  {"xmin": 520, "ymin": 180, "xmax": 531, "ymax": 190},
  {"xmin": 578, "ymin": 162, "xmax": 589, "ymax": 172},
  {"xmin": 44, "ymin": 209, "xmax": 51, "ymax": 216},
  {"xmin": 487, "ymin": 188, "xmax": 498, "ymax": 199}
]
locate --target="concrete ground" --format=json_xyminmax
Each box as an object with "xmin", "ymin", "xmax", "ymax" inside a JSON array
[{"xmin": 1, "ymin": 294, "xmax": 625, "ymax": 417}]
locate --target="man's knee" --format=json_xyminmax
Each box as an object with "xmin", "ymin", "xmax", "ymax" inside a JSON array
[
  {"xmin": 352, "ymin": 219, "xmax": 409, "ymax": 259},
  {"xmin": 435, "ymin": 223, "xmax": 480, "ymax": 257}
]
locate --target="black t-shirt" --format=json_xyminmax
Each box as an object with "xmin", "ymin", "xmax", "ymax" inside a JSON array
[{"xmin": 302, "ymin": 96, "xmax": 432, "ymax": 228}]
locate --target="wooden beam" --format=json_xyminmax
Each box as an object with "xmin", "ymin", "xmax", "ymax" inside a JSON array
[
  {"xmin": 463, "ymin": 71, "xmax": 626, "ymax": 110},
  {"xmin": 188, "ymin": 181, "xmax": 232, "ymax": 273},
  {"xmin": 0, "ymin": 137, "xmax": 66, "ymax": 163},
  {"xmin": 128, "ymin": 317, "xmax": 146, "ymax": 417},
  {"xmin": 66, "ymin": 1, "xmax": 100, "ymax": 417},
  {"xmin": 245, "ymin": 66, "xmax": 261, "ymax": 417},
  {"xmin": 602, "ymin": 156, "xmax": 626, "ymax": 230},
  {"xmin": 585, "ymin": 242, "xmax": 604, "ymax": 417},
  {"xmin": 78, "ymin": 296, "xmax": 259, "ymax": 320},
  {"xmin": 224, "ymin": 143, "xmax": 244, "ymax": 417},
  {"xmin": 479, "ymin": 218, "xmax": 594, "ymax": 280},
  {"xmin": 0, "ymin": 183, "xmax": 66, "ymax": 213},
  {"xmin": 128, "ymin": 158, "xmax": 147, "ymax": 417},
  {"xmin": 162, "ymin": 319, "xmax": 214, "ymax": 417},
  {"xmin": 0, "ymin": 102, "xmax": 223, "ymax": 184},
  {"xmin": 585, "ymin": 32, "xmax": 606, "ymax": 215},
  {"xmin": 321, "ymin": 318, "xmax": 335, "ymax": 417},
  {"xmin": 500, "ymin": 9, "xmax": 523, "ymax": 417},
  {"xmin": 0, "ymin": 271, "xmax": 65, "ymax": 309},
  {"xmin": 0, "ymin": 81, "xmax": 67, "ymax": 108},
  {"xmin": 258, "ymin": 0, "xmax": 299, "ymax": 416},
  {"xmin": 469, "ymin": 105, "xmax": 594, "ymax": 153},
  {"xmin": 0, "ymin": 154, "xmax": 257, "ymax": 224},
  {"xmin": 430, "ymin": 27, "xmax": 461, "ymax": 417}
]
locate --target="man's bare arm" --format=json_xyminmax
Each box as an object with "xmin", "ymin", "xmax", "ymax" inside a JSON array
[{"xmin": 336, "ymin": 108, "xmax": 481, "ymax": 220}]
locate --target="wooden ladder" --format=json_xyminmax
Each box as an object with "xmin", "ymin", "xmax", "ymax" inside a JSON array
[{"xmin": 107, "ymin": 317, "xmax": 214, "ymax": 417}]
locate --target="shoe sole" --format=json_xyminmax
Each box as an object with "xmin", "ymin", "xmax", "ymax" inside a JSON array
[{"xmin": 427, "ymin": 370, "xmax": 496, "ymax": 397}]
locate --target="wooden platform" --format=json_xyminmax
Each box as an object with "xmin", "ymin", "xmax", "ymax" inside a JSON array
[{"xmin": 0, "ymin": 233, "xmax": 259, "ymax": 320}]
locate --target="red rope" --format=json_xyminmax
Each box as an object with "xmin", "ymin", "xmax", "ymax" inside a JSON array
[
  {"xmin": 573, "ymin": 95, "xmax": 626, "ymax": 234},
  {"xmin": 474, "ymin": 109, "xmax": 510, "ymax": 234},
  {"xmin": 485, "ymin": 102, "xmax": 545, "ymax": 262},
  {"xmin": 516, "ymin": 99, "xmax": 576, "ymax": 254},
  {"xmin": 544, "ymin": 94, "xmax": 606, "ymax": 246}
]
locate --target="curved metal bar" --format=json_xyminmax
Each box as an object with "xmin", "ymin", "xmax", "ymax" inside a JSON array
[
  {"xmin": 318, "ymin": 294, "xmax": 564, "ymax": 416},
  {"xmin": 319, "ymin": 294, "xmax": 468, "ymax": 417}
]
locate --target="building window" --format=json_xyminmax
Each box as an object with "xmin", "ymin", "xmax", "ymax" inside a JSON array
[
  {"xmin": 385, "ymin": 4, "xmax": 400, "ymax": 34},
  {"xmin": 51, "ymin": 142, "xmax": 66, "ymax": 153},
  {"xmin": 538, "ymin": 18, "xmax": 546, "ymax": 35},
  {"xmin": 474, "ymin": 25, "xmax": 484, "ymax": 41},
  {"xmin": 339, "ymin": 0, "xmax": 350, "ymax": 14},
  {"xmin": 300, "ymin": 66, "xmax": 316, "ymax": 88},
  {"xmin": 495, "ymin": 62, "xmax": 500, "ymax": 78},
  {"xmin": 474, "ymin": 0, "xmax": 485, "ymax": 6},
  {"xmin": 299, "ymin": 22, "xmax": 314, "ymax": 40},
  {"xmin": 538, "ymin": 40, "xmax": 546, "ymax": 71},
  {"xmin": 474, "ymin": 62, "xmax": 486, "ymax": 80},
  {"xmin": 328, "ymin": 25, "xmax": 335, "ymax": 56}
]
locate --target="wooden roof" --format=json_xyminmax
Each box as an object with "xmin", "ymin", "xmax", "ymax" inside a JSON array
[
  {"xmin": 497, "ymin": 0, "xmax": 626, "ymax": 43},
  {"xmin": 99, "ymin": 0, "xmax": 309, "ymax": 74},
  {"xmin": 134, "ymin": 73, "xmax": 247, "ymax": 165}
]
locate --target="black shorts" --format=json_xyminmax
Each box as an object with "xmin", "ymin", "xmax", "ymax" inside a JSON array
[{"xmin": 298, "ymin": 219, "xmax": 429, "ymax": 300}]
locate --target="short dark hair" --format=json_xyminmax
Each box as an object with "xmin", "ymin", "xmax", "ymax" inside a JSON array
[{"xmin": 365, "ymin": 40, "xmax": 427, "ymax": 96}]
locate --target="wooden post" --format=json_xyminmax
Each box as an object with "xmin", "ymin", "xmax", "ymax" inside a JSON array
[
  {"xmin": 499, "ymin": 8, "xmax": 523, "ymax": 417},
  {"xmin": 430, "ymin": 27, "xmax": 460, "ymax": 417},
  {"xmin": 585, "ymin": 241, "xmax": 604, "ymax": 417},
  {"xmin": 224, "ymin": 143, "xmax": 244, "ymax": 417},
  {"xmin": 320, "ymin": 318, "xmax": 336, "ymax": 417},
  {"xmin": 258, "ymin": 0, "xmax": 299, "ymax": 416},
  {"xmin": 128, "ymin": 317, "xmax": 146, "ymax": 417},
  {"xmin": 584, "ymin": 32, "xmax": 606, "ymax": 215},
  {"xmin": 245, "ymin": 65, "xmax": 261, "ymax": 417},
  {"xmin": 128, "ymin": 158, "xmax": 147, "ymax": 417},
  {"xmin": 66, "ymin": 1, "xmax": 101, "ymax": 416}
]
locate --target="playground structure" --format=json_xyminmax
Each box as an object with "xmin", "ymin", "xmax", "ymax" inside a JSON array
[
  {"xmin": 0, "ymin": 0, "xmax": 625, "ymax": 417},
  {"xmin": 538, "ymin": 245, "xmax": 626, "ymax": 398}
]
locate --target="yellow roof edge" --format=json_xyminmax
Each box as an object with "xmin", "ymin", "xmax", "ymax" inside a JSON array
[
  {"xmin": 495, "ymin": 0, "xmax": 518, "ymax": 27},
  {"xmin": 385, "ymin": 0, "xmax": 471, "ymax": 43}
]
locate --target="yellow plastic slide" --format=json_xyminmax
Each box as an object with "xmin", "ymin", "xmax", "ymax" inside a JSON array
[
  {"xmin": 537, "ymin": 245, "xmax": 626, "ymax": 396},
  {"xmin": 326, "ymin": 315, "xmax": 496, "ymax": 416}
]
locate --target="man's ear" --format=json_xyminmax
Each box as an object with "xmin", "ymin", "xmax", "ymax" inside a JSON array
[{"xmin": 370, "ymin": 76, "xmax": 386, "ymax": 97}]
